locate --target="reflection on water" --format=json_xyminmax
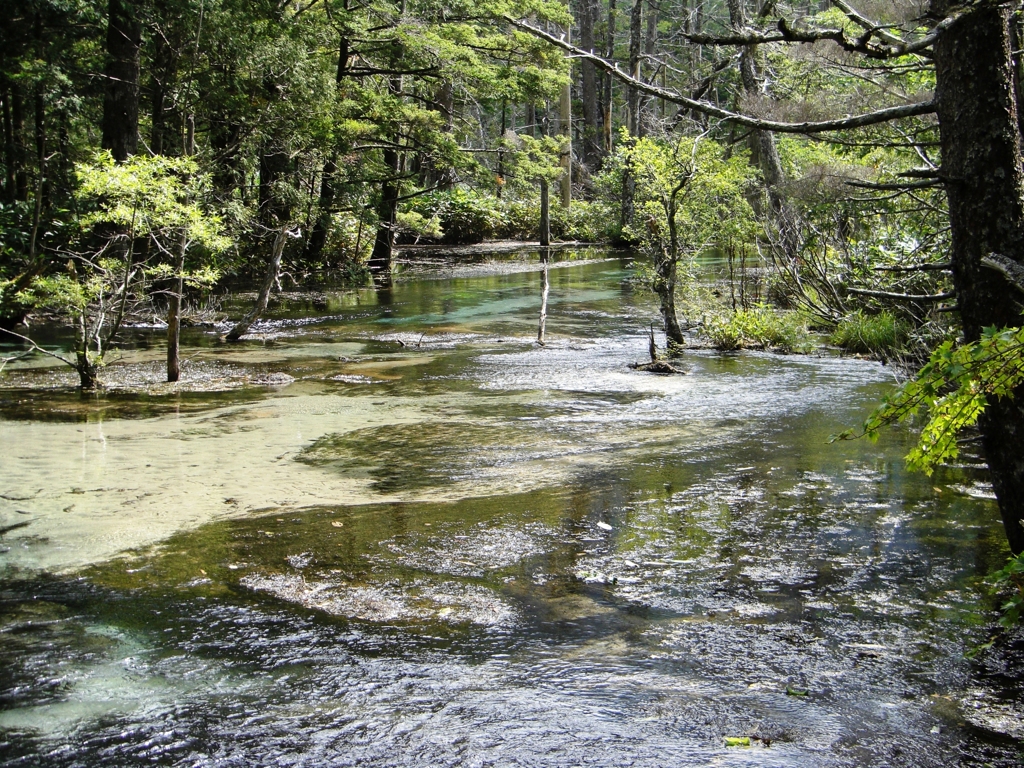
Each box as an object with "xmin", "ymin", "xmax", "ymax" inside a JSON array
[{"xmin": 1, "ymin": 251, "xmax": 1021, "ymax": 766}]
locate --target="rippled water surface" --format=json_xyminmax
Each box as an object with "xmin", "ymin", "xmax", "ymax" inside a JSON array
[{"xmin": 1, "ymin": 251, "xmax": 1022, "ymax": 766}]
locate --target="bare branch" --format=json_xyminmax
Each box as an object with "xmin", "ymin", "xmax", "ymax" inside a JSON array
[
  {"xmin": 873, "ymin": 262, "xmax": 952, "ymax": 272},
  {"xmin": 0, "ymin": 328, "xmax": 75, "ymax": 367},
  {"xmin": 505, "ymin": 18, "xmax": 936, "ymax": 134},
  {"xmin": 846, "ymin": 287, "xmax": 955, "ymax": 301},
  {"xmin": 682, "ymin": 8, "xmax": 963, "ymax": 60},
  {"xmin": 846, "ymin": 178, "xmax": 940, "ymax": 191}
]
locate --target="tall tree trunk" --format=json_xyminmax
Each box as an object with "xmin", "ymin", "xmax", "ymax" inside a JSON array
[
  {"xmin": 368, "ymin": 28, "xmax": 404, "ymax": 280},
  {"xmin": 639, "ymin": 0, "xmax": 657, "ymax": 133},
  {"xmin": 626, "ymin": 0, "xmax": 643, "ymax": 136},
  {"xmin": 9, "ymin": 81, "xmax": 28, "ymax": 201},
  {"xmin": 578, "ymin": 0, "xmax": 603, "ymax": 171},
  {"xmin": 368, "ymin": 136, "xmax": 400, "ymax": 279},
  {"xmin": 149, "ymin": 31, "xmax": 176, "ymax": 156},
  {"xmin": 559, "ymin": 27, "xmax": 572, "ymax": 210},
  {"xmin": 2, "ymin": 83, "xmax": 13, "ymax": 203},
  {"xmin": 933, "ymin": 0, "xmax": 1024, "ymax": 555},
  {"xmin": 101, "ymin": 0, "xmax": 141, "ymax": 162},
  {"xmin": 603, "ymin": 0, "xmax": 616, "ymax": 153},
  {"xmin": 167, "ymin": 117, "xmax": 194, "ymax": 382},
  {"xmin": 304, "ymin": 32, "xmax": 350, "ymax": 264},
  {"xmin": 727, "ymin": 0, "xmax": 800, "ymax": 261}
]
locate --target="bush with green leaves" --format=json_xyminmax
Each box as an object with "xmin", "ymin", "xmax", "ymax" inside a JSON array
[
  {"xmin": 10, "ymin": 152, "xmax": 228, "ymax": 388},
  {"xmin": 830, "ymin": 311, "xmax": 908, "ymax": 357},
  {"xmin": 837, "ymin": 325, "xmax": 1024, "ymax": 474},
  {"xmin": 991, "ymin": 552, "xmax": 1024, "ymax": 628},
  {"xmin": 701, "ymin": 305, "xmax": 806, "ymax": 353},
  {"xmin": 406, "ymin": 188, "xmax": 500, "ymax": 245}
]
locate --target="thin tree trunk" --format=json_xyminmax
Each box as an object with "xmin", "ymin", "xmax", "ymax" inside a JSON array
[
  {"xmin": 304, "ymin": 32, "xmax": 350, "ymax": 264},
  {"xmin": 933, "ymin": 0, "xmax": 1024, "ymax": 555},
  {"xmin": 166, "ymin": 230, "xmax": 186, "ymax": 381},
  {"xmin": 539, "ymin": 180, "xmax": 550, "ymax": 246},
  {"xmin": 626, "ymin": 0, "xmax": 643, "ymax": 136},
  {"xmin": 226, "ymin": 224, "xmax": 289, "ymax": 341},
  {"xmin": 604, "ymin": 0, "xmax": 616, "ymax": 153},
  {"xmin": 537, "ymin": 251, "xmax": 550, "ymax": 345},
  {"xmin": 654, "ymin": 251, "xmax": 684, "ymax": 345},
  {"xmin": 2, "ymin": 83, "xmax": 15, "ymax": 203},
  {"xmin": 727, "ymin": 0, "xmax": 800, "ymax": 261},
  {"xmin": 10, "ymin": 82, "xmax": 28, "ymax": 200},
  {"xmin": 368, "ymin": 51, "xmax": 403, "ymax": 280},
  {"xmin": 559, "ymin": 27, "xmax": 572, "ymax": 210},
  {"xmin": 639, "ymin": 0, "xmax": 657, "ymax": 133},
  {"xmin": 167, "ymin": 117, "xmax": 195, "ymax": 381}
]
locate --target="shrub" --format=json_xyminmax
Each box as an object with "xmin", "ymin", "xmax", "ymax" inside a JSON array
[
  {"xmin": 701, "ymin": 305, "xmax": 806, "ymax": 352},
  {"xmin": 829, "ymin": 310, "xmax": 907, "ymax": 356},
  {"xmin": 406, "ymin": 188, "xmax": 498, "ymax": 244}
]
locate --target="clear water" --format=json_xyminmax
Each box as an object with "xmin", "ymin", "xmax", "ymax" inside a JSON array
[{"xmin": 1, "ymin": 251, "xmax": 1021, "ymax": 766}]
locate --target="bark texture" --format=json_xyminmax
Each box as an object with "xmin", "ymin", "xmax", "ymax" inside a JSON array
[
  {"xmin": 101, "ymin": 0, "xmax": 141, "ymax": 162},
  {"xmin": 577, "ymin": 0, "xmax": 603, "ymax": 171},
  {"xmin": 933, "ymin": 0, "xmax": 1024, "ymax": 554}
]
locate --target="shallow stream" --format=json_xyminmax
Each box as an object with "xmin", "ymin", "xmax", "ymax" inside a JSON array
[{"xmin": 1, "ymin": 250, "xmax": 1021, "ymax": 766}]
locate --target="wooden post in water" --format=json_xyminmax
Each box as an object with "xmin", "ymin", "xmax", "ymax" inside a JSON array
[
  {"xmin": 539, "ymin": 180, "xmax": 550, "ymax": 246},
  {"xmin": 537, "ymin": 249, "xmax": 550, "ymax": 345}
]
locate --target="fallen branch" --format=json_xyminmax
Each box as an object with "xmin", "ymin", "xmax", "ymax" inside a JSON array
[
  {"xmin": 873, "ymin": 262, "xmax": 952, "ymax": 272},
  {"xmin": 0, "ymin": 327, "xmax": 75, "ymax": 366},
  {"xmin": 846, "ymin": 287, "xmax": 955, "ymax": 301}
]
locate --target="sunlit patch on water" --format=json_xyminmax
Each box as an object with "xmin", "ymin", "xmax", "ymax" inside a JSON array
[{"xmin": 240, "ymin": 573, "xmax": 519, "ymax": 627}]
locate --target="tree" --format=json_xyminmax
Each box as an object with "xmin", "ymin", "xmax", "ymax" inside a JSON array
[
  {"xmin": 605, "ymin": 134, "xmax": 755, "ymax": 345},
  {"xmin": 6, "ymin": 151, "xmax": 226, "ymax": 388}
]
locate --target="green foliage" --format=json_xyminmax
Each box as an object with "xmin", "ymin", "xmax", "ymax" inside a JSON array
[
  {"xmin": 991, "ymin": 552, "xmax": 1024, "ymax": 629},
  {"xmin": 617, "ymin": 135, "xmax": 757, "ymax": 254},
  {"xmin": 396, "ymin": 211, "xmax": 444, "ymax": 243},
  {"xmin": 75, "ymin": 152, "xmax": 230, "ymax": 254},
  {"xmin": 701, "ymin": 306, "xmax": 807, "ymax": 353},
  {"xmin": 830, "ymin": 311, "xmax": 908, "ymax": 356},
  {"xmin": 837, "ymin": 326, "xmax": 1024, "ymax": 474},
  {"xmin": 407, "ymin": 188, "xmax": 499, "ymax": 245}
]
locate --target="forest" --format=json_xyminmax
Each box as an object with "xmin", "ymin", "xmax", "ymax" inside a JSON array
[{"xmin": 1, "ymin": 0, "xmax": 1024, "ymax": 764}]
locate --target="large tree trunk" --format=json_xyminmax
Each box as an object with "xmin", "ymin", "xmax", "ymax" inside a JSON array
[
  {"xmin": 933, "ymin": 0, "xmax": 1024, "ymax": 555},
  {"xmin": 603, "ymin": 0, "xmax": 616, "ymax": 153},
  {"xmin": 368, "ymin": 141, "xmax": 400, "ymax": 280},
  {"xmin": 101, "ymin": 0, "xmax": 141, "ymax": 162},
  {"xmin": 727, "ymin": 0, "xmax": 800, "ymax": 261},
  {"xmin": 577, "ymin": 0, "xmax": 603, "ymax": 171}
]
